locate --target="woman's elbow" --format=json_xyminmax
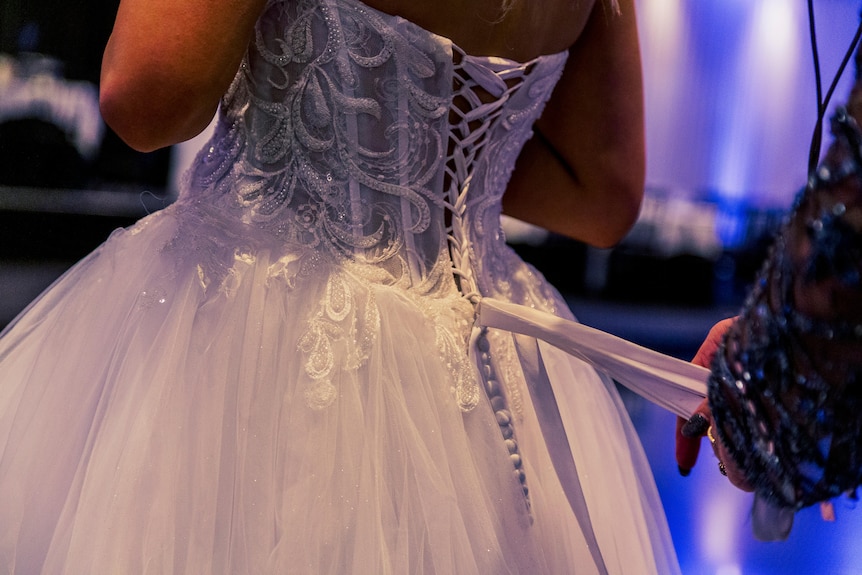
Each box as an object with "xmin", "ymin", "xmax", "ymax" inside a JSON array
[
  {"xmin": 99, "ymin": 82, "xmax": 155, "ymax": 152},
  {"xmin": 99, "ymin": 73, "xmax": 173, "ymax": 152},
  {"xmin": 99, "ymin": 69, "xmax": 214, "ymax": 152},
  {"xmin": 589, "ymin": 182, "xmax": 643, "ymax": 248}
]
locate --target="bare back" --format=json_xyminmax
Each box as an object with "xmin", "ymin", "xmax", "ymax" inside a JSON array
[{"xmin": 361, "ymin": 0, "xmax": 599, "ymax": 61}]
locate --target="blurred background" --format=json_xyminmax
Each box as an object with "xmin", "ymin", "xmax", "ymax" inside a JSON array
[{"xmin": 2, "ymin": 0, "xmax": 862, "ymax": 573}]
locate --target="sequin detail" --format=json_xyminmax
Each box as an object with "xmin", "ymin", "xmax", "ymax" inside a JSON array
[
  {"xmin": 710, "ymin": 107, "xmax": 862, "ymax": 510},
  {"xmin": 172, "ymin": 0, "xmax": 569, "ymax": 465}
]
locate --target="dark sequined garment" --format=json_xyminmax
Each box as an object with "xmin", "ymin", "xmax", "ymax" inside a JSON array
[{"xmin": 710, "ymin": 107, "xmax": 862, "ymax": 521}]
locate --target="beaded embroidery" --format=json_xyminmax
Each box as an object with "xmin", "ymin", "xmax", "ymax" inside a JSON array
[
  {"xmin": 170, "ymin": 0, "xmax": 571, "ymax": 514},
  {"xmin": 177, "ymin": 0, "xmax": 568, "ymax": 416}
]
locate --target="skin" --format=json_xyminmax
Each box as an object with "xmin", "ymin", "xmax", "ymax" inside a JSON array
[
  {"xmin": 100, "ymin": 0, "xmax": 268, "ymax": 151},
  {"xmin": 675, "ymin": 319, "xmax": 753, "ymax": 492},
  {"xmin": 99, "ymin": 0, "xmax": 646, "ymax": 248}
]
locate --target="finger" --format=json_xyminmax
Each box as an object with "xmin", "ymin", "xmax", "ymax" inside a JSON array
[
  {"xmin": 675, "ymin": 416, "xmax": 701, "ymax": 476},
  {"xmin": 675, "ymin": 400, "xmax": 711, "ymax": 476},
  {"xmin": 680, "ymin": 411, "xmax": 710, "ymax": 438},
  {"xmin": 692, "ymin": 317, "xmax": 736, "ymax": 368},
  {"xmin": 710, "ymin": 426, "xmax": 755, "ymax": 492}
]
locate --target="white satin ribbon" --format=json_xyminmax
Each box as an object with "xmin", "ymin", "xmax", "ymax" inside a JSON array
[{"xmin": 476, "ymin": 298, "xmax": 708, "ymax": 419}]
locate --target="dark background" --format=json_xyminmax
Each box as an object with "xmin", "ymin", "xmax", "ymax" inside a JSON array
[{"xmin": 0, "ymin": 0, "xmax": 171, "ymax": 191}]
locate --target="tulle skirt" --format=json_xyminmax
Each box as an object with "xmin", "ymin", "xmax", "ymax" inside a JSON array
[{"xmin": 0, "ymin": 202, "xmax": 678, "ymax": 574}]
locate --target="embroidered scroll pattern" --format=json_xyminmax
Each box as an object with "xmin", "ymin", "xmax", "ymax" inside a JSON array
[{"xmin": 180, "ymin": 0, "xmax": 568, "ymax": 411}]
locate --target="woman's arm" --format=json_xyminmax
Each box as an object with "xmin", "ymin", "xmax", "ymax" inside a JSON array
[
  {"xmin": 99, "ymin": 0, "xmax": 267, "ymax": 152},
  {"xmin": 502, "ymin": 0, "xmax": 645, "ymax": 248}
]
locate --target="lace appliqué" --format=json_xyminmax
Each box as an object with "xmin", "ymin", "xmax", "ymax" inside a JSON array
[
  {"xmin": 297, "ymin": 264, "xmax": 476, "ymax": 411},
  {"xmin": 299, "ymin": 272, "xmax": 381, "ymax": 409},
  {"xmin": 429, "ymin": 297, "xmax": 478, "ymax": 411},
  {"xmin": 190, "ymin": 0, "xmax": 452, "ymax": 289}
]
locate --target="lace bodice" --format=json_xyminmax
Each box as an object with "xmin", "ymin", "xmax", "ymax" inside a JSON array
[{"xmin": 185, "ymin": 0, "xmax": 567, "ymax": 298}]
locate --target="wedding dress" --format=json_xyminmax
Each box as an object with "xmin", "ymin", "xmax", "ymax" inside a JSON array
[{"xmin": 0, "ymin": 0, "xmax": 706, "ymax": 572}]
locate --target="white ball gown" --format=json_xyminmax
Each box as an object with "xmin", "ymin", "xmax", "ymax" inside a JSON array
[{"xmin": 0, "ymin": 0, "xmax": 703, "ymax": 572}]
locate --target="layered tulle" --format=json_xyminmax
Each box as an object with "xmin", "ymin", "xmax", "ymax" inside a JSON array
[{"xmin": 0, "ymin": 200, "xmax": 679, "ymax": 574}]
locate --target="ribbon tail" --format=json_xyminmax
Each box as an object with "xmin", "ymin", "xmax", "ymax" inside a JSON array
[
  {"xmin": 477, "ymin": 298, "xmax": 708, "ymax": 419},
  {"xmin": 512, "ymin": 333, "xmax": 609, "ymax": 575}
]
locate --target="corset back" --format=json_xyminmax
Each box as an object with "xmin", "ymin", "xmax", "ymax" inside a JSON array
[{"xmin": 184, "ymin": 0, "xmax": 567, "ymax": 296}]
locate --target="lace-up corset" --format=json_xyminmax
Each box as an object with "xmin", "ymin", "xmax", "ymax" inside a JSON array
[{"xmin": 187, "ymin": 0, "xmax": 567, "ymax": 295}]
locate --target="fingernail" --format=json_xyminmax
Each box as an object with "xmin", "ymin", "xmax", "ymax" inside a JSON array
[
  {"xmin": 678, "ymin": 465, "xmax": 692, "ymax": 477},
  {"xmin": 681, "ymin": 414, "xmax": 709, "ymax": 438}
]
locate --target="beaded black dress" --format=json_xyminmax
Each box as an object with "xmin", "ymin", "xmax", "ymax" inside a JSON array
[
  {"xmin": 709, "ymin": 101, "xmax": 862, "ymax": 540},
  {"xmin": 0, "ymin": 1, "xmax": 697, "ymax": 572}
]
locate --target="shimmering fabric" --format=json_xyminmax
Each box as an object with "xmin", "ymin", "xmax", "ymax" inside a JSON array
[
  {"xmin": 710, "ymin": 107, "xmax": 862, "ymax": 537},
  {"xmin": 0, "ymin": 1, "xmax": 680, "ymax": 572}
]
